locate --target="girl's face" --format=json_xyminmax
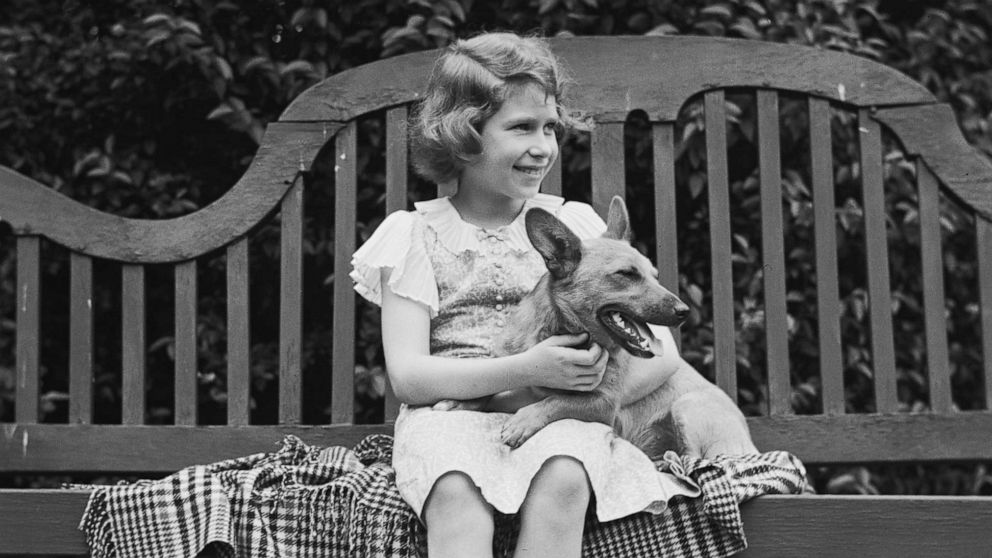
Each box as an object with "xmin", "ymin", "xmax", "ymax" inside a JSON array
[{"xmin": 459, "ymin": 82, "xmax": 560, "ymax": 205}]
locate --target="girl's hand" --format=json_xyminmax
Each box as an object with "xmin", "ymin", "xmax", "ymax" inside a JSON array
[{"xmin": 522, "ymin": 333, "xmax": 607, "ymax": 391}]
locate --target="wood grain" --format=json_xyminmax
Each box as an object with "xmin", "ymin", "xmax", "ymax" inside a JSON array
[
  {"xmin": 0, "ymin": 123, "xmax": 328, "ymax": 263},
  {"xmin": 121, "ymin": 264, "xmax": 146, "ymax": 425},
  {"xmin": 68, "ymin": 252, "xmax": 93, "ymax": 424},
  {"xmin": 917, "ymin": 163, "xmax": 952, "ymax": 413},
  {"xmin": 590, "ymin": 121, "xmax": 625, "ymax": 216},
  {"xmin": 174, "ymin": 261, "xmax": 198, "ymax": 425},
  {"xmin": 3, "ymin": 491, "xmax": 991, "ymax": 556},
  {"xmin": 15, "ymin": 236, "xmax": 40, "ymax": 424},
  {"xmin": 757, "ymin": 90, "xmax": 791, "ymax": 416},
  {"xmin": 653, "ymin": 122, "xmax": 681, "ymax": 348},
  {"xmin": 705, "ymin": 91, "xmax": 737, "ymax": 400},
  {"xmin": 979, "ymin": 217, "xmax": 992, "ymax": 409},
  {"xmin": 226, "ymin": 240, "xmax": 251, "ymax": 426},
  {"xmin": 279, "ymin": 177, "xmax": 304, "ymax": 425},
  {"xmin": 331, "ymin": 122, "xmax": 357, "ymax": 425},
  {"xmin": 859, "ymin": 110, "xmax": 898, "ymax": 413},
  {"xmin": 809, "ymin": 98, "xmax": 845, "ymax": 415},
  {"xmin": 875, "ymin": 104, "xmax": 992, "ymax": 220},
  {"xmin": 281, "ymin": 36, "xmax": 934, "ymax": 123}
]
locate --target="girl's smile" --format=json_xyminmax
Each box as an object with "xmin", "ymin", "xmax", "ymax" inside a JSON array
[{"xmin": 452, "ymin": 82, "xmax": 560, "ymax": 228}]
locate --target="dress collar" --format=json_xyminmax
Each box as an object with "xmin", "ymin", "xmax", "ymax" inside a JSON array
[{"xmin": 414, "ymin": 193, "xmax": 565, "ymax": 254}]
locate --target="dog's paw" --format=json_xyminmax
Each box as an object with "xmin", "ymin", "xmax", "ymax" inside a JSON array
[
  {"xmin": 500, "ymin": 406, "xmax": 548, "ymax": 448},
  {"xmin": 432, "ymin": 399, "xmax": 462, "ymax": 411},
  {"xmin": 432, "ymin": 398, "xmax": 488, "ymax": 412}
]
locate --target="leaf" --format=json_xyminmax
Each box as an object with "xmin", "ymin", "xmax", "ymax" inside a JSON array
[
  {"xmin": 539, "ymin": 0, "xmax": 561, "ymax": 14},
  {"xmin": 145, "ymin": 30, "xmax": 171, "ymax": 48},
  {"xmin": 729, "ymin": 18, "xmax": 761, "ymax": 39},
  {"xmin": 142, "ymin": 13, "xmax": 173, "ymax": 27},
  {"xmin": 176, "ymin": 19, "xmax": 202, "ymax": 36},
  {"xmin": 689, "ymin": 172, "xmax": 706, "ymax": 198},
  {"xmin": 700, "ymin": 4, "xmax": 733, "ymax": 20},
  {"xmin": 692, "ymin": 20, "xmax": 726, "ymax": 36},
  {"xmin": 207, "ymin": 103, "xmax": 234, "ymax": 121},
  {"xmin": 744, "ymin": 1, "xmax": 766, "ymax": 16},
  {"xmin": 214, "ymin": 56, "xmax": 233, "ymax": 80},
  {"xmin": 280, "ymin": 60, "xmax": 314, "ymax": 76},
  {"xmin": 646, "ymin": 23, "xmax": 680, "ymax": 36}
]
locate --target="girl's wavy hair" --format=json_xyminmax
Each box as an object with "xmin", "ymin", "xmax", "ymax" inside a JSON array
[{"xmin": 410, "ymin": 32, "xmax": 587, "ymax": 184}]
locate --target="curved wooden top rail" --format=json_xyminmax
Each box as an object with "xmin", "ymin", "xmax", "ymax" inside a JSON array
[
  {"xmin": 874, "ymin": 104, "xmax": 992, "ymax": 220},
  {"xmin": 0, "ymin": 122, "xmax": 329, "ymax": 263},
  {"xmin": 281, "ymin": 35, "xmax": 935, "ymax": 123},
  {"xmin": 4, "ymin": 36, "xmax": 988, "ymax": 262}
]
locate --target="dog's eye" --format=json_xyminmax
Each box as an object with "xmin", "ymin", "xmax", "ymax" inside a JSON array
[{"xmin": 615, "ymin": 268, "xmax": 640, "ymax": 279}]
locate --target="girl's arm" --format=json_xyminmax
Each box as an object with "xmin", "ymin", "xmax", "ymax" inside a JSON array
[
  {"xmin": 381, "ymin": 269, "xmax": 608, "ymax": 405},
  {"xmin": 620, "ymin": 325, "xmax": 687, "ymax": 405}
]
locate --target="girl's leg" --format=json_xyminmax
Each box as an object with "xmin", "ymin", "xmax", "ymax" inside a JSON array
[
  {"xmin": 423, "ymin": 471, "xmax": 495, "ymax": 558},
  {"xmin": 513, "ymin": 456, "xmax": 591, "ymax": 558}
]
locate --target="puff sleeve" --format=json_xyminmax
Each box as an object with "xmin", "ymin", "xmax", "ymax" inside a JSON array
[
  {"xmin": 350, "ymin": 211, "xmax": 440, "ymax": 316},
  {"xmin": 557, "ymin": 200, "xmax": 608, "ymax": 240}
]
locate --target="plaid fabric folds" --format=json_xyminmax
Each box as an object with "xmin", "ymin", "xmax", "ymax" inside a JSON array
[{"xmin": 78, "ymin": 435, "xmax": 806, "ymax": 558}]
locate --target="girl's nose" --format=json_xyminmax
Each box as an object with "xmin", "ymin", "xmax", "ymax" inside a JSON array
[{"xmin": 528, "ymin": 134, "xmax": 555, "ymax": 159}]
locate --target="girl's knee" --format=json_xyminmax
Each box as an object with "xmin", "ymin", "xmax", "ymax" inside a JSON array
[
  {"xmin": 424, "ymin": 471, "xmax": 493, "ymax": 523},
  {"xmin": 529, "ymin": 456, "xmax": 591, "ymax": 509}
]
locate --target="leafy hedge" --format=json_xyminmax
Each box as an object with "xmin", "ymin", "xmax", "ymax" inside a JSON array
[{"xmin": 2, "ymin": 0, "xmax": 992, "ymax": 494}]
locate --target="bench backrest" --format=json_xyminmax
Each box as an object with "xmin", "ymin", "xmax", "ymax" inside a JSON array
[{"xmin": 3, "ymin": 36, "xmax": 992, "ymax": 475}]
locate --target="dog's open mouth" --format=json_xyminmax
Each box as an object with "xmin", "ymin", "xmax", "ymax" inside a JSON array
[{"xmin": 597, "ymin": 306, "xmax": 664, "ymax": 359}]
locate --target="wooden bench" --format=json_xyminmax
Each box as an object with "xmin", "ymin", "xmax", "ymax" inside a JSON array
[{"xmin": 3, "ymin": 35, "xmax": 992, "ymax": 556}]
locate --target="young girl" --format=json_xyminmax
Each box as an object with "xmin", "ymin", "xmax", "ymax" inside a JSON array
[{"xmin": 351, "ymin": 32, "xmax": 699, "ymax": 558}]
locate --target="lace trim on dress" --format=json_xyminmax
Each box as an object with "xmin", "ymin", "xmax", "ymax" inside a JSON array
[{"xmin": 350, "ymin": 211, "xmax": 440, "ymax": 316}]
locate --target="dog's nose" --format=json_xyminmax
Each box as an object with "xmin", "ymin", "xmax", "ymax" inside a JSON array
[{"xmin": 674, "ymin": 303, "xmax": 690, "ymax": 323}]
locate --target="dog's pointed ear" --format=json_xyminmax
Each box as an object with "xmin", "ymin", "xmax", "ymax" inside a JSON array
[
  {"xmin": 603, "ymin": 196, "xmax": 631, "ymax": 241},
  {"xmin": 525, "ymin": 208, "xmax": 582, "ymax": 280}
]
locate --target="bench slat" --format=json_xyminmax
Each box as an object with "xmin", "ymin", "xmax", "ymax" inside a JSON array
[
  {"xmin": 705, "ymin": 91, "xmax": 737, "ymax": 400},
  {"xmin": 121, "ymin": 264, "xmax": 146, "ymax": 425},
  {"xmin": 174, "ymin": 261, "xmax": 198, "ymax": 425},
  {"xmin": 738, "ymin": 494, "xmax": 992, "ymax": 557},
  {"xmin": 590, "ymin": 121, "xmax": 625, "ymax": 216},
  {"xmin": 2, "ymin": 491, "xmax": 990, "ymax": 557},
  {"xmin": 979, "ymin": 217, "xmax": 992, "ymax": 409},
  {"xmin": 3, "ymin": 413, "xmax": 992, "ymax": 473},
  {"xmin": 384, "ymin": 108, "xmax": 407, "ymax": 423},
  {"xmin": 332, "ymin": 122, "xmax": 357, "ymax": 424},
  {"xmin": 653, "ymin": 122, "xmax": 681, "ymax": 348},
  {"xmin": 917, "ymin": 162, "xmax": 953, "ymax": 413},
  {"xmin": 279, "ymin": 175, "xmax": 304, "ymax": 425},
  {"xmin": 757, "ymin": 90, "xmax": 792, "ymax": 415},
  {"xmin": 227, "ymin": 239, "xmax": 251, "ymax": 425},
  {"xmin": 0, "ymin": 424, "xmax": 392, "ymax": 473},
  {"xmin": 69, "ymin": 252, "xmax": 93, "ymax": 424},
  {"xmin": 809, "ymin": 98, "xmax": 845, "ymax": 415},
  {"xmin": 860, "ymin": 110, "xmax": 899, "ymax": 413},
  {"xmin": 15, "ymin": 236, "xmax": 40, "ymax": 423}
]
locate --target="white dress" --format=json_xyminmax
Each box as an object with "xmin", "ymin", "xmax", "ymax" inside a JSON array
[{"xmin": 350, "ymin": 193, "xmax": 699, "ymax": 522}]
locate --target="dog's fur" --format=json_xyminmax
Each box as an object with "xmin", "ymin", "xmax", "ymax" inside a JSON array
[{"xmin": 440, "ymin": 196, "xmax": 758, "ymax": 459}]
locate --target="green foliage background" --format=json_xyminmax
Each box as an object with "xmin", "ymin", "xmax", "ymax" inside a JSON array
[{"xmin": 2, "ymin": 0, "xmax": 992, "ymax": 495}]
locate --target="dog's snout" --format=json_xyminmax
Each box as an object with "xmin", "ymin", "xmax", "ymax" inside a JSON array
[{"xmin": 673, "ymin": 302, "xmax": 690, "ymax": 323}]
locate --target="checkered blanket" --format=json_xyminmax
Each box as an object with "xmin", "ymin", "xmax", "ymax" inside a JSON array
[{"xmin": 78, "ymin": 435, "xmax": 807, "ymax": 558}]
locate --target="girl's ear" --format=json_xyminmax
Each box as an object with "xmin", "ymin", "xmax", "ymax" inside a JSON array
[
  {"xmin": 525, "ymin": 208, "xmax": 582, "ymax": 280},
  {"xmin": 603, "ymin": 195, "xmax": 631, "ymax": 241}
]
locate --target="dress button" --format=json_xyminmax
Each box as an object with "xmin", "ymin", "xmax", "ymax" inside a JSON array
[
  {"xmin": 495, "ymin": 304, "xmax": 504, "ymax": 311},
  {"xmin": 495, "ymin": 294, "xmax": 504, "ymax": 302},
  {"xmin": 496, "ymin": 319, "xmax": 505, "ymax": 327}
]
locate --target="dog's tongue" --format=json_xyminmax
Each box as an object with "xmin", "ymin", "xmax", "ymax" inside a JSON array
[{"xmin": 633, "ymin": 320, "xmax": 665, "ymax": 357}]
